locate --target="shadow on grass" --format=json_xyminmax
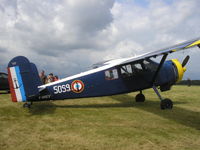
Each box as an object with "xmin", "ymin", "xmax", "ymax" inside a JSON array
[
  {"xmin": 112, "ymin": 94, "xmax": 200, "ymax": 130},
  {"xmin": 28, "ymin": 101, "xmax": 57, "ymax": 115},
  {"xmin": 28, "ymin": 95, "xmax": 134, "ymax": 115},
  {"xmin": 28, "ymin": 94, "xmax": 200, "ymax": 130},
  {"xmin": 28, "ymin": 97, "xmax": 133, "ymax": 115},
  {"xmin": 56, "ymin": 99, "xmax": 134, "ymax": 108}
]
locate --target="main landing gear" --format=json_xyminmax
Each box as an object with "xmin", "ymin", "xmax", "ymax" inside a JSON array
[
  {"xmin": 135, "ymin": 91, "xmax": 145, "ymax": 102},
  {"xmin": 152, "ymin": 85, "xmax": 173, "ymax": 110},
  {"xmin": 23, "ymin": 102, "xmax": 32, "ymax": 108},
  {"xmin": 135, "ymin": 87, "xmax": 173, "ymax": 109}
]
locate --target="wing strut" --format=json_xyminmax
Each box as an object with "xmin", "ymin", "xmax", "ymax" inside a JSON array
[
  {"xmin": 150, "ymin": 53, "xmax": 173, "ymax": 109},
  {"xmin": 151, "ymin": 53, "xmax": 168, "ymax": 85}
]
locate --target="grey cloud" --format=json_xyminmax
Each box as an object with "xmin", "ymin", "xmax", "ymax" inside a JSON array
[
  {"xmin": 62, "ymin": 0, "xmax": 114, "ymax": 33},
  {"xmin": 9, "ymin": 0, "xmax": 114, "ymax": 56},
  {"xmin": 0, "ymin": 47, "xmax": 7, "ymax": 52}
]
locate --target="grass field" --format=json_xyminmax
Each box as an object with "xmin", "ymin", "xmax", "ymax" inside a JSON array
[{"xmin": 0, "ymin": 86, "xmax": 200, "ymax": 150}]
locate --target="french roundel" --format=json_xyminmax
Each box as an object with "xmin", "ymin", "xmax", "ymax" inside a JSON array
[{"xmin": 71, "ymin": 80, "xmax": 85, "ymax": 93}]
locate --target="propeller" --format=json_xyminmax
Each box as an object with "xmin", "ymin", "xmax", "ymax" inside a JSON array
[{"xmin": 182, "ymin": 55, "xmax": 190, "ymax": 67}]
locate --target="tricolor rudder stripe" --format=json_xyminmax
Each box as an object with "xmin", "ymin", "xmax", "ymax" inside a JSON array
[{"xmin": 7, "ymin": 66, "xmax": 27, "ymax": 102}]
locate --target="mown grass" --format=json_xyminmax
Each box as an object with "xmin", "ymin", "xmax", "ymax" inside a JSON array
[{"xmin": 0, "ymin": 86, "xmax": 200, "ymax": 150}]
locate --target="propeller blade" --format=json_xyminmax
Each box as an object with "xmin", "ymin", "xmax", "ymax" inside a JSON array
[{"xmin": 182, "ymin": 55, "xmax": 190, "ymax": 67}]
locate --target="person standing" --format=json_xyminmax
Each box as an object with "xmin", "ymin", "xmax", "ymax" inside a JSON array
[{"xmin": 39, "ymin": 70, "xmax": 47, "ymax": 84}]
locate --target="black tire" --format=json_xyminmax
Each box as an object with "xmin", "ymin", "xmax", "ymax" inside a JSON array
[
  {"xmin": 23, "ymin": 103, "xmax": 27, "ymax": 108},
  {"xmin": 135, "ymin": 93, "xmax": 145, "ymax": 102},
  {"xmin": 23, "ymin": 103, "xmax": 31, "ymax": 108},
  {"xmin": 27, "ymin": 104, "xmax": 31, "ymax": 108},
  {"xmin": 160, "ymin": 99, "xmax": 173, "ymax": 110}
]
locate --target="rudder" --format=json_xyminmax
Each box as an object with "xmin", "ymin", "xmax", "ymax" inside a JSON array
[{"xmin": 7, "ymin": 56, "xmax": 42, "ymax": 102}]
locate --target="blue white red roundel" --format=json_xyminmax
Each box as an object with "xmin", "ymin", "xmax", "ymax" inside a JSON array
[{"xmin": 71, "ymin": 80, "xmax": 84, "ymax": 93}]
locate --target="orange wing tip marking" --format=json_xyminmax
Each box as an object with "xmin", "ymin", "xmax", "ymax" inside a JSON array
[
  {"xmin": 186, "ymin": 40, "xmax": 200, "ymax": 48},
  {"xmin": 71, "ymin": 80, "xmax": 85, "ymax": 93}
]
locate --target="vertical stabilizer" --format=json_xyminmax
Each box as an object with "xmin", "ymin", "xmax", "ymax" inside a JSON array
[{"xmin": 7, "ymin": 56, "xmax": 42, "ymax": 102}]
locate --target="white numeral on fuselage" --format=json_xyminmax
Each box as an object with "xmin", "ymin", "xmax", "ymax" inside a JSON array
[{"xmin": 53, "ymin": 84, "xmax": 71, "ymax": 94}]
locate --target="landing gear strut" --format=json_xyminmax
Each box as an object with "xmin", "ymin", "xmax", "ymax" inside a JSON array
[
  {"xmin": 23, "ymin": 102, "xmax": 32, "ymax": 108},
  {"xmin": 152, "ymin": 85, "xmax": 173, "ymax": 110},
  {"xmin": 135, "ymin": 91, "xmax": 145, "ymax": 102}
]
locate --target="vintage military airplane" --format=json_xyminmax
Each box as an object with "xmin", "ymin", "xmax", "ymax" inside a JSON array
[
  {"xmin": 7, "ymin": 38, "xmax": 200, "ymax": 109},
  {"xmin": 0, "ymin": 72, "xmax": 9, "ymax": 92}
]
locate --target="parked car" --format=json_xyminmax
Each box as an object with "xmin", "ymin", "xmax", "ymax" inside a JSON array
[{"xmin": 0, "ymin": 72, "xmax": 9, "ymax": 92}]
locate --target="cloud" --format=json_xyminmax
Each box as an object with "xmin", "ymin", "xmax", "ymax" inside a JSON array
[
  {"xmin": 13, "ymin": 0, "xmax": 114, "ymax": 54},
  {"xmin": 0, "ymin": 0, "xmax": 200, "ymax": 79},
  {"xmin": 0, "ymin": 46, "xmax": 7, "ymax": 52},
  {"xmin": 0, "ymin": 0, "xmax": 114, "ymax": 75}
]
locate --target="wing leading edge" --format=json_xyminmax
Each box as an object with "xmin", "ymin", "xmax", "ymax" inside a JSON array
[{"xmin": 120, "ymin": 38, "xmax": 200, "ymax": 65}]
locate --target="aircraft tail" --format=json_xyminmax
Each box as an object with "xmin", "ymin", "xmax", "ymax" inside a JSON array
[{"xmin": 7, "ymin": 56, "xmax": 42, "ymax": 102}]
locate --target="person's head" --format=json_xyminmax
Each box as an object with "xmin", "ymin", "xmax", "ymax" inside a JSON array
[
  {"xmin": 55, "ymin": 75, "xmax": 58, "ymax": 79},
  {"xmin": 49, "ymin": 73, "xmax": 53, "ymax": 77}
]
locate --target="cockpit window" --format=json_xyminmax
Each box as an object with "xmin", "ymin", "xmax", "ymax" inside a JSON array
[
  {"xmin": 142, "ymin": 59, "xmax": 158, "ymax": 71},
  {"xmin": 119, "ymin": 59, "xmax": 158, "ymax": 78}
]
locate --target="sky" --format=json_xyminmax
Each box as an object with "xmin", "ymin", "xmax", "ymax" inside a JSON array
[{"xmin": 0, "ymin": 0, "xmax": 200, "ymax": 79}]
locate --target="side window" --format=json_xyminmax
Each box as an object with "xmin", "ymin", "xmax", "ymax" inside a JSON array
[
  {"xmin": 132, "ymin": 63, "xmax": 143, "ymax": 72},
  {"xmin": 120, "ymin": 64, "xmax": 133, "ymax": 77},
  {"xmin": 135, "ymin": 64, "xmax": 142, "ymax": 70},
  {"xmin": 105, "ymin": 70, "xmax": 111, "ymax": 79},
  {"xmin": 105, "ymin": 69, "xmax": 118, "ymax": 80},
  {"xmin": 112, "ymin": 69, "xmax": 119, "ymax": 79},
  {"xmin": 142, "ymin": 60, "xmax": 150, "ymax": 70},
  {"xmin": 126, "ymin": 64, "xmax": 132, "ymax": 73}
]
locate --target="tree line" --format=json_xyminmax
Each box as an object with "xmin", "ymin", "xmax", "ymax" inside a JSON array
[{"xmin": 177, "ymin": 80, "xmax": 200, "ymax": 86}]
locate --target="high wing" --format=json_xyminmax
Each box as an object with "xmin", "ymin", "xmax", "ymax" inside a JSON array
[
  {"xmin": 41, "ymin": 38, "xmax": 200, "ymax": 88},
  {"xmin": 118, "ymin": 38, "xmax": 200, "ymax": 65},
  {"xmin": 108, "ymin": 37, "xmax": 200, "ymax": 86}
]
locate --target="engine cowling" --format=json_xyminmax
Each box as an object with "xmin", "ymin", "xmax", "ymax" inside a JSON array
[{"xmin": 171, "ymin": 59, "xmax": 186, "ymax": 82}]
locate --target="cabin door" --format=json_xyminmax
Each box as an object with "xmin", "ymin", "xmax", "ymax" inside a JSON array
[{"xmin": 119, "ymin": 63, "xmax": 151, "ymax": 91}]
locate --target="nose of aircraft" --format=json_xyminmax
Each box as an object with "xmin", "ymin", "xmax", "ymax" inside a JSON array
[{"xmin": 171, "ymin": 59, "xmax": 187, "ymax": 82}]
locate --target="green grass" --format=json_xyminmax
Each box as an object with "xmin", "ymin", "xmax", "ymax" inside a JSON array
[{"xmin": 0, "ymin": 86, "xmax": 200, "ymax": 150}]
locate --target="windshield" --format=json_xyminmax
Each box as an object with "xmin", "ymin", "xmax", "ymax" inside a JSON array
[{"xmin": 142, "ymin": 59, "xmax": 158, "ymax": 71}]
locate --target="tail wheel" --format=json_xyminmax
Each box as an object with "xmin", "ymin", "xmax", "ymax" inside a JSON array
[
  {"xmin": 160, "ymin": 99, "xmax": 173, "ymax": 110},
  {"xmin": 23, "ymin": 102, "xmax": 32, "ymax": 108},
  {"xmin": 135, "ymin": 93, "xmax": 145, "ymax": 102}
]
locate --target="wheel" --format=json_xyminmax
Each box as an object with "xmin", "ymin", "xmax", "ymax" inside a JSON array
[
  {"xmin": 160, "ymin": 99, "xmax": 173, "ymax": 110},
  {"xmin": 23, "ymin": 103, "xmax": 31, "ymax": 108},
  {"xmin": 27, "ymin": 104, "xmax": 31, "ymax": 108},
  {"xmin": 23, "ymin": 103, "xmax": 28, "ymax": 108},
  {"xmin": 135, "ymin": 93, "xmax": 145, "ymax": 102}
]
